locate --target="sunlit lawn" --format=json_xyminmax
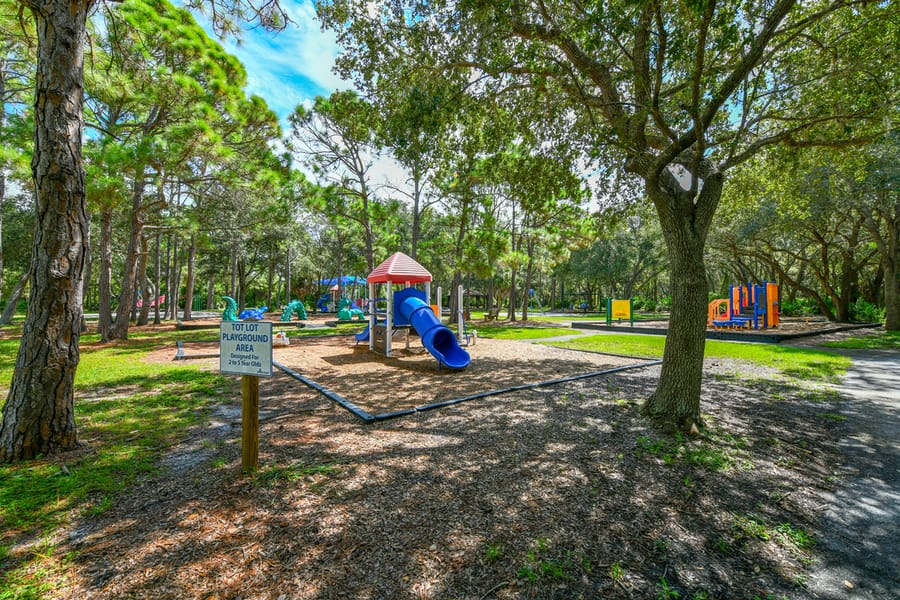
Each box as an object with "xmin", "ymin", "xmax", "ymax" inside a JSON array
[
  {"xmin": 823, "ymin": 330, "xmax": 899, "ymax": 350},
  {"xmin": 549, "ymin": 333, "xmax": 851, "ymax": 381},
  {"xmin": 474, "ymin": 325, "xmax": 579, "ymax": 340}
]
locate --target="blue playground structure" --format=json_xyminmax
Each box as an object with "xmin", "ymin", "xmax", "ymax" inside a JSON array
[
  {"xmin": 708, "ymin": 282, "xmax": 780, "ymax": 330},
  {"xmin": 362, "ymin": 252, "xmax": 471, "ymax": 370},
  {"xmin": 394, "ymin": 288, "xmax": 470, "ymax": 370},
  {"xmin": 239, "ymin": 306, "xmax": 267, "ymax": 320},
  {"xmin": 316, "ymin": 293, "xmax": 330, "ymax": 312}
]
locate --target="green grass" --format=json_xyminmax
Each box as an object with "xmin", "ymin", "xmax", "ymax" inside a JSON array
[
  {"xmin": 731, "ymin": 515, "xmax": 815, "ymax": 554},
  {"xmin": 822, "ymin": 330, "xmax": 900, "ymax": 350},
  {"xmin": 636, "ymin": 428, "xmax": 751, "ymax": 472},
  {"xmin": 549, "ymin": 334, "xmax": 851, "ymax": 381},
  {"xmin": 516, "ymin": 540, "xmax": 590, "ymax": 584},
  {"xmin": 0, "ymin": 330, "xmax": 234, "ymax": 598},
  {"xmin": 474, "ymin": 326, "xmax": 577, "ymax": 340}
]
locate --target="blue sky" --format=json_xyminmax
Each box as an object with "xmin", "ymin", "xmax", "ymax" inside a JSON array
[{"xmin": 194, "ymin": 0, "xmax": 353, "ymax": 123}]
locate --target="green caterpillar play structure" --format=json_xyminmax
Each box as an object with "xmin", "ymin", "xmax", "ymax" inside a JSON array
[
  {"xmin": 336, "ymin": 297, "xmax": 365, "ymax": 321},
  {"xmin": 281, "ymin": 299, "xmax": 308, "ymax": 321},
  {"xmin": 222, "ymin": 296, "xmax": 238, "ymax": 321}
]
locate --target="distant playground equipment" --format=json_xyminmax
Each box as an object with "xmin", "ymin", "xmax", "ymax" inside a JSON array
[
  {"xmin": 222, "ymin": 296, "xmax": 238, "ymax": 321},
  {"xmin": 708, "ymin": 282, "xmax": 779, "ymax": 330},
  {"xmin": 280, "ymin": 299, "xmax": 308, "ymax": 321},
  {"xmin": 337, "ymin": 297, "xmax": 366, "ymax": 321},
  {"xmin": 135, "ymin": 294, "xmax": 165, "ymax": 309},
  {"xmin": 606, "ymin": 298, "xmax": 634, "ymax": 327},
  {"xmin": 316, "ymin": 293, "xmax": 331, "ymax": 312},
  {"xmin": 528, "ymin": 288, "xmax": 546, "ymax": 314},
  {"xmin": 316, "ymin": 275, "xmax": 367, "ymax": 312},
  {"xmin": 239, "ymin": 305, "xmax": 268, "ymax": 321},
  {"xmin": 360, "ymin": 251, "xmax": 470, "ymax": 370}
]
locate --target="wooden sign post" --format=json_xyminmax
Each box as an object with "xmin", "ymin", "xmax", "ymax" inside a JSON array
[{"xmin": 220, "ymin": 321, "xmax": 273, "ymax": 473}]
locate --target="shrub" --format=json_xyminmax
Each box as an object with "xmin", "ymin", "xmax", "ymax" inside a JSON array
[{"xmin": 850, "ymin": 298, "xmax": 885, "ymax": 323}]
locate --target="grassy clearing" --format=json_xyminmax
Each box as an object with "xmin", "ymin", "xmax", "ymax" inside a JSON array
[
  {"xmin": 823, "ymin": 330, "xmax": 899, "ymax": 350},
  {"xmin": 0, "ymin": 330, "xmax": 233, "ymax": 598},
  {"xmin": 475, "ymin": 326, "xmax": 578, "ymax": 340},
  {"xmin": 549, "ymin": 333, "xmax": 851, "ymax": 381}
]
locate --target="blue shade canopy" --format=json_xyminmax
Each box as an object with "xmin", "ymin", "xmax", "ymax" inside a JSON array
[{"xmin": 317, "ymin": 276, "xmax": 367, "ymax": 285}]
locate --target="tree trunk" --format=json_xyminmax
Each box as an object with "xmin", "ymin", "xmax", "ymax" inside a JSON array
[
  {"xmin": 98, "ymin": 207, "xmax": 113, "ymax": 340},
  {"xmin": 0, "ymin": 56, "xmax": 6, "ymax": 309},
  {"xmin": 0, "ymin": 272, "xmax": 28, "ymax": 325},
  {"xmin": 109, "ymin": 170, "xmax": 146, "ymax": 340},
  {"xmin": 136, "ymin": 233, "xmax": 152, "ymax": 326},
  {"xmin": 229, "ymin": 241, "xmax": 238, "ymax": 297},
  {"xmin": 237, "ymin": 258, "xmax": 247, "ymax": 311},
  {"xmin": 153, "ymin": 232, "xmax": 161, "ymax": 324},
  {"xmin": 207, "ymin": 272, "xmax": 215, "ymax": 311},
  {"xmin": 167, "ymin": 236, "xmax": 179, "ymax": 320},
  {"xmin": 411, "ymin": 169, "xmax": 422, "ymax": 259},
  {"xmin": 266, "ymin": 252, "xmax": 274, "ymax": 308},
  {"xmin": 172, "ymin": 241, "xmax": 183, "ymax": 320},
  {"xmin": 0, "ymin": 0, "xmax": 92, "ymax": 462},
  {"xmin": 284, "ymin": 245, "xmax": 291, "ymax": 305},
  {"xmin": 521, "ymin": 238, "xmax": 535, "ymax": 321},
  {"xmin": 642, "ymin": 169, "xmax": 723, "ymax": 433},
  {"xmin": 182, "ymin": 234, "xmax": 196, "ymax": 321},
  {"xmin": 81, "ymin": 220, "xmax": 92, "ymax": 332}
]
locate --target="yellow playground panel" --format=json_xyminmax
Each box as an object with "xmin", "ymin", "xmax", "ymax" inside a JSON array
[{"xmin": 606, "ymin": 298, "xmax": 634, "ymax": 326}]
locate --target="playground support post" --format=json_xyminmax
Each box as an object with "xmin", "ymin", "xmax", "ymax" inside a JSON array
[
  {"xmin": 368, "ymin": 282, "xmax": 375, "ymax": 351},
  {"xmin": 437, "ymin": 286, "xmax": 443, "ymax": 319},
  {"xmin": 457, "ymin": 285, "xmax": 464, "ymax": 343},
  {"xmin": 386, "ymin": 285, "xmax": 394, "ymax": 357},
  {"xmin": 241, "ymin": 375, "xmax": 259, "ymax": 473}
]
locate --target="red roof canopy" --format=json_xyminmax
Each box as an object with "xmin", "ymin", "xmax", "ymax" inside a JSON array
[{"xmin": 367, "ymin": 252, "xmax": 432, "ymax": 283}]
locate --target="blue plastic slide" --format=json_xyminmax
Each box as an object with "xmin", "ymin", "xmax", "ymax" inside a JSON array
[
  {"xmin": 355, "ymin": 325, "xmax": 370, "ymax": 344},
  {"xmin": 398, "ymin": 296, "xmax": 470, "ymax": 369}
]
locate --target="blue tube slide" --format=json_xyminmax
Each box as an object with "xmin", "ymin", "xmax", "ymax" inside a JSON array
[
  {"xmin": 355, "ymin": 324, "xmax": 370, "ymax": 343},
  {"xmin": 398, "ymin": 296, "xmax": 470, "ymax": 369}
]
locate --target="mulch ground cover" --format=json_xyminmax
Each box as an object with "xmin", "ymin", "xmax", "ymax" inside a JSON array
[{"xmin": 3, "ymin": 325, "xmax": 856, "ymax": 599}]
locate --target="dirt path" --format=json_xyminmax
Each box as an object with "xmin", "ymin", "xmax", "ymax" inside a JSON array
[{"xmin": 805, "ymin": 349, "xmax": 900, "ymax": 599}]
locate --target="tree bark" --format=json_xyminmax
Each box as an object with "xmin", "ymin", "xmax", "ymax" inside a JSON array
[
  {"xmin": 642, "ymin": 168, "xmax": 723, "ymax": 433},
  {"xmin": 172, "ymin": 241, "xmax": 183, "ymax": 320},
  {"xmin": 0, "ymin": 272, "xmax": 28, "ymax": 325},
  {"xmin": 153, "ymin": 231, "xmax": 161, "ymax": 324},
  {"xmin": 0, "ymin": 0, "xmax": 93, "ymax": 462},
  {"xmin": 284, "ymin": 245, "xmax": 291, "ymax": 305},
  {"xmin": 183, "ymin": 234, "xmax": 196, "ymax": 321},
  {"xmin": 98, "ymin": 206, "xmax": 113, "ymax": 340},
  {"xmin": 109, "ymin": 170, "xmax": 146, "ymax": 340},
  {"xmin": 207, "ymin": 272, "xmax": 215, "ymax": 311},
  {"xmin": 80, "ymin": 218, "xmax": 91, "ymax": 332},
  {"xmin": 167, "ymin": 236, "xmax": 179, "ymax": 320},
  {"xmin": 136, "ymin": 233, "xmax": 152, "ymax": 326}
]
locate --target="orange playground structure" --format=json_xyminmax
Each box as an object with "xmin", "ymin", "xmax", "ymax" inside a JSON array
[{"xmin": 708, "ymin": 282, "xmax": 779, "ymax": 330}]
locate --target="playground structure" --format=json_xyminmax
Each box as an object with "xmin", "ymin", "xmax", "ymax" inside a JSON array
[
  {"xmin": 222, "ymin": 296, "xmax": 238, "ymax": 321},
  {"xmin": 360, "ymin": 252, "xmax": 470, "ymax": 370},
  {"xmin": 222, "ymin": 296, "xmax": 267, "ymax": 321},
  {"xmin": 316, "ymin": 293, "xmax": 331, "ymax": 312},
  {"xmin": 708, "ymin": 282, "xmax": 779, "ymax": 330},
  {"xmin": 606, "ymin": 298, "xmax": 634, "ymax": 327},
  {"xmin": 337, "ymin": 297, "xmax": 366, "ymax": 321},
  {"xmin": 135, "ymin": 294, "xmax": 165, "ymax": 309},
  {"xmin": 280, "ymin": 299, "xmax": 308, "ymax": 321},
  {"xmin": 527, "ymin": 288, "xmax": 545, "ymax": 314},
  {"xmin": 239, "ymin": 305, "xmax": 267, "ymax": 321}
]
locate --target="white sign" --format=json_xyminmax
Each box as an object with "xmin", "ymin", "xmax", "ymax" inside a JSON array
[{"xmin": 219, "ymin": 321, "xmax": 273, "ymax": 377}]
